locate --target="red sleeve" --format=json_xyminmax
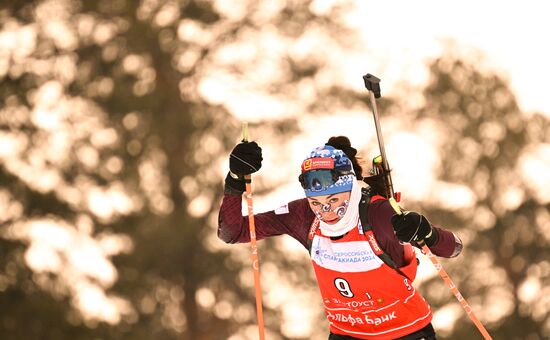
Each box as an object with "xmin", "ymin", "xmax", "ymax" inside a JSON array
[{"xmin": 217, "ymin": 193, "xmax": 315, "ymax": 249}]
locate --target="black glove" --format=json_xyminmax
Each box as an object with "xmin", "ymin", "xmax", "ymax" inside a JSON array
[
  {"xmin": 229, "ymin": 141, "xmax": 263, "ymax": 176},
  {"xmin": 225, "ymin": 141, "xmax": 263, "ymax": 194},
  {"xmin": 391, "ymin": 211, "xmax": 438, "ymax": 246}
]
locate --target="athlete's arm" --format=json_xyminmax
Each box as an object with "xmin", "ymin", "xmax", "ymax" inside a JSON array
[
  {"xmin": 390, "ymin": 205, "xmax": 463, "ymax": 258},
  {"xmin": 217, "ymin": 193, "xmax": 315, "ymax": 248},
  {"xmin": 424, "ymin": 225, "xmax": 463, "ymax": 258},
  {"xmin": 370, "ymin": 200, "xmax": 462, "ymax": 265}
]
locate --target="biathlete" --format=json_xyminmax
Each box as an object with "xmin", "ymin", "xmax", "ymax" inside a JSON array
[{"xmin": 218, "ymin": 136, "xmax": 463, "ymax": 340}]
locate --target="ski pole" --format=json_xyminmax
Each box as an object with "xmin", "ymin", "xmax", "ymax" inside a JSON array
[
  {"xmin": 363, "ymin": 73, "xmax": 492, "ymax": 340},
  {"xmin": 242, "ymin": 122, "xmax": 266, "ymax": 340},
  {"xmin": 389, "ymin": 200, "xmax": 492, "ymax": 340}
]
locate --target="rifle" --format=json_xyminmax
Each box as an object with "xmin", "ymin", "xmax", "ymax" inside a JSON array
[
  {"xmin": 363, "ymin": 73, "xmax": 492, "ymax": 340},
  {"xmin": 362, "ymin": 74, "xmax": 400, "ymax": 201}
]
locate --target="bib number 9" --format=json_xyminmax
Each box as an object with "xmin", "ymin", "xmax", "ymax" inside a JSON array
[{"xmin": 334, "ymin": 278, "xmax": 354, "ymax": 298}]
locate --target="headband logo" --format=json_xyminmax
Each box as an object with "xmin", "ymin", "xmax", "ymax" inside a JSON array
[{"xmin": 302, "ymin": 157, "xmax": 334, "ymax": 172}]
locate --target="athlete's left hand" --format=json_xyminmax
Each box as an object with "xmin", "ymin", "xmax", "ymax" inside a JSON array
[{"xmin": 391, "ymin": 211, "xmax": 437, "ymax": 246}]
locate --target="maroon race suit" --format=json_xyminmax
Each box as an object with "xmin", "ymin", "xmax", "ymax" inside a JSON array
[{"xmin": 218, "ymin": 192, "xmax": 462, "ymax": 338}]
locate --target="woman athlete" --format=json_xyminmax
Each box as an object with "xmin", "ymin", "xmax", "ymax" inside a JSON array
[{"xmin": 218, "ymin": 136, "xmax": 462, "ymax": 339}]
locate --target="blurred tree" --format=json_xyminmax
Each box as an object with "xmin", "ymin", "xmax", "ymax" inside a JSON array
[
  {"xmin": 408, "ymin": 56, "xmax": 550, "ymax": 339},
  {"xmin": 289, "ymin": 51, "xmax": 550, "ymax": 339},
  {"xmin": 0, "ymin": 0, "xmax": 360, "ymax": 339},
  {"xmin": 2, "ymin": 0, "xmax": 548, "ymax": 339}
]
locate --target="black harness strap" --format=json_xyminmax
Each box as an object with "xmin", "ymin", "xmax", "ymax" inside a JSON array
[{"xmin": 358, "ymin": 188, "xmax": 408, "ymax": 278}]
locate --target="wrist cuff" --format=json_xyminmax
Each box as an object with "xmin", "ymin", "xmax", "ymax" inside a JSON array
[
  {"xmin": 224, "ymin": 172, "xmax": 245, "ymax": 195},
  {"xmin": 425, "ymin": 228, "xmax": 439, "ymax": 247},
  {"xmin": 229, "ymin": 171, "xmax": 241, "ymax": 180}
]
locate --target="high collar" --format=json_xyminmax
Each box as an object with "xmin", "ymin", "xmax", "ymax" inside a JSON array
[{"xmin": 318, "ymin": 177, "xmax": 362, "ymax": 237}]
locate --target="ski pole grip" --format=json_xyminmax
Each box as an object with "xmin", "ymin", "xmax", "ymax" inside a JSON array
[
  {"xmin": 389, "ymin": 198, "xmax": 402, "ymax": 215},
  {"xmin": 242, "ymin": 122, "xmax": 249, "ymax": 143},
  {"xmin": 242, "ymin": 122, "xmax": 251, "ymax": 182},
  {"xmin": 389, "ymin": 198, "xmax": 426, "ymax": 245}
]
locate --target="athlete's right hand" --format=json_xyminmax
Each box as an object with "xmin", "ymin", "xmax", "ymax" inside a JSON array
[
  {"xmin": 224, "ymin": 141, "xmax": 263, "ymax": 194},
  {"xmin": 391, "ymin": 211, "xmax": 437, "ymax": 246},
  {"xmin": 229, "ymin": 141, "xmax": 263, "ymax": 177}
]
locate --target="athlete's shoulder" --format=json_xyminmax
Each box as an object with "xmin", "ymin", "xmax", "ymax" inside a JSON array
[{"xmin": 287, "ymin": 197, "xmax": 311, "ymax": 211}]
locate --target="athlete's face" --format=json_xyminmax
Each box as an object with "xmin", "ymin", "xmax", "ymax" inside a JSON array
[{"xmin": 307, "ymin": 191, "xmax": 351, "ymax": 224}]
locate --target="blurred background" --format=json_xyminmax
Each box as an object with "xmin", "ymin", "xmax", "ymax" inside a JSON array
[{"xmin": 1, "ymin": 0, "xmax": 549, "ymax": 339}]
